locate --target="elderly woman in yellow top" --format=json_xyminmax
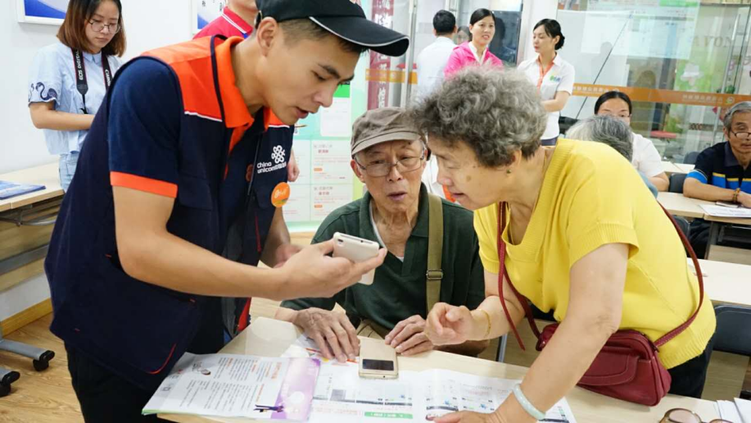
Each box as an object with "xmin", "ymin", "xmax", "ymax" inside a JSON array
[{"xmin": 411, "ymin": 67, "xmax": 715, "ymax": 423}]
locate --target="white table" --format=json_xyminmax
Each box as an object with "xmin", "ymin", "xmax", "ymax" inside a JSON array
[
  {"xmin": 161, "ymin": 317, "xmax": 721, "ymax": 423},
  {"xmin": 658, "ymin": 192, "xmax": 709, "ymax": 219},
  {"xmin": 658, "ymin": 192, "xmax": 751, "ymax": 259},
  {"xmin": 661, "ymin": 161, "xmax": 682, "ymax": 175},
  {"xmin": 695, "ymin": 259, "xmax": 751, "ymax": 307}
]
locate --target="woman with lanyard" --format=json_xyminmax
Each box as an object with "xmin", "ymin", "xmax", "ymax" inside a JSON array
[
  {"xmin": 443, "ymin": 9, "xmax": 504, "ymax": 77},
  {"xmin": 28, "ymin": 0, "xmax": 125, "ymax": 191},
  {"xmin": 518, "ymin": 19, "xmax": 574, "ymax": 146}
]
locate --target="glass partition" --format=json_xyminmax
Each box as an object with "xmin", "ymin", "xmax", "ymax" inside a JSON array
[{"xmin": 558, "ymin": 0, "xmax": 751, "ymax": 161}]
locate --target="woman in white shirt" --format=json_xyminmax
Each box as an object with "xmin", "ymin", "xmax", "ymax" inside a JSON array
[
  {"xmin": 518, "ymin": 19, "xmax": 575, "ymax": 146},
  {"xmin": 28, "ymin": 0, "xmax": 125, "ymax": 191},
  {"xmin": 595, "ymin": 91, "xmax": 670, "ymax": 191}
]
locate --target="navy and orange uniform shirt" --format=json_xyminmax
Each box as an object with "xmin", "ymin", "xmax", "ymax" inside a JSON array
[
  {"xmin": 44, "ymin": 36, "xmax": 292, "ymax": 391},
  {"xmin": 687, "ymin": 141, "xmax": 751, "ymax": 194}
]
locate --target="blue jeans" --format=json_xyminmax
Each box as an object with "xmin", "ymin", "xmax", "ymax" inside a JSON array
[{"xmin": 59, "ymin": 152, "xmax": 79, "ymax": 192}]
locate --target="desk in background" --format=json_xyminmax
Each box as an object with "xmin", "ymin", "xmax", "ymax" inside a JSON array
[
  {"xmin": 662, "ymin": 161, "xmax": 682, "ymax": 175},
  {"xmin": 161, "ymin": 317, "xmax": 721, "ymax": 423},
  {"xmin": 0, "ymin": 162, "xmax": 62, "ymax": 292},
  {"xmin": 0, "ymin": 163, "xmax": 63, "ymax": 213},
  {"xmin": 658, "ymin": 192, "xmax": 751, "ymax": 261},
  {"xmin": 0, "ymin": 162, "xmax": 62, "ymax": 393},
  {"xmin": 661, "ymin": 162, "xmax": 695, "ymax": 176},
  {"xmin": 696, "ymin": 259, "xmax": 751, "ymax": 307}
]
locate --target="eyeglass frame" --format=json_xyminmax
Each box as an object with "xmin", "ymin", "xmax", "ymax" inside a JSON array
[
  {"xmin": 353, "ymin": 144, "xmax": 427, "ymax": 178},
  {"xmin": 88, "ymin": 19, "xmax": 121, "ymax": 34},
  {"xmin": 660, "ymin": 407, "xmax": 733, "ymax": 423},
  {"xmin": 728, "ymin": 129, "xmax": 751, "ymax": 140}
]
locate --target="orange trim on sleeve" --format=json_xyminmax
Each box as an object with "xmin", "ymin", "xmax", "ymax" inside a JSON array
[{"xmin": 110, "ymin": 172, "xmax": 178, "ymax": 198}]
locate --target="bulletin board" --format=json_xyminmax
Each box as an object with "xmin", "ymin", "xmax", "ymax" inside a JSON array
[{"xmin": 16, "ymin": 0, "xmax": 67, "ymax": 25}]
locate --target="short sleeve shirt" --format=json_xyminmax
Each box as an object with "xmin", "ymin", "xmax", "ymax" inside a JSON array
[
  {"xmin": 415, "ymin": 37, "xmax": 455, "ymax": 102},
  {"xmin": 631, "ymin": 133, "xmax": 665, "ymax": 178},
  {"xmin": 518, "ymin": 54, "xmax": 575, "ymax": 139},
  {"xmin": 686, "ymin": 142, "xmax": 751, "ymax": 193},
  {"xmin": 28, "ymin": 41, "xmax": 122, "ymax": 155},
  {"xmin": 280, "ymin": 185, "xmax": 485, "ymax": 331},
  {"xmin": 473, "ymin": 139, "xmax": 715, "ymax": 369}
]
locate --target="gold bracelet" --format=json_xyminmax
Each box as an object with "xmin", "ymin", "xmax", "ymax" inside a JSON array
[
  {"xmin": 479, "ymin": 309, "xmax": 492, "ymax": 339},
  {"xmin": 733, "ymin": 188, "xmax": 741, "ymax": 203}
]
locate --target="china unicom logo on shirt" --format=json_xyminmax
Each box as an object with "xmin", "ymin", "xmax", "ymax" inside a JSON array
[{"xmin": 272, "ymin": 145, "xmax": 286, "ymax": 164}]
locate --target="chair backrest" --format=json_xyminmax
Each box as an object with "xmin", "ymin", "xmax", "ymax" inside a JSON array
[
  {"xmin": 683, "ymin": 151, "xmax": 700, "ymax": 164},
  {"xmin": 669, "ymin": 173, "xmax": 687, "ymax": 193},
  {"xmin": 672, "ymin": 215, "xmax": 690, "ymax": 239},
  {"xmin": 713, "ymin": 304, "xmax": 751, "ymax": 355}
]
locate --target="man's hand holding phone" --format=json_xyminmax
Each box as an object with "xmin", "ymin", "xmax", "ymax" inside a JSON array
[{"xmin": 276, "ymin": 239, "xmax": 386, "ymax": 300}]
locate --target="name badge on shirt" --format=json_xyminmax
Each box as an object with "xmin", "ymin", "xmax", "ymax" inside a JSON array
[{"xmin": 271, "ymin": 182, "xmax": 290, "ymax": 208}]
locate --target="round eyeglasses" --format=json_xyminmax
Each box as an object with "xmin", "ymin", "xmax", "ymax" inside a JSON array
[
  {"xmin": 354, "ymin": 150, "xmax": 426, "ymax": 178},
  {"xmin": 89, "ymin": 20, "xmax": 121, "ymax": 34},
  {"xmin": 661, "ymin": 408, "xmax": 733, "ymax": 423}
]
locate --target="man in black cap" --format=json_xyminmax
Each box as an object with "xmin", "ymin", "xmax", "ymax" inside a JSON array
[{"xmin": 44, "ymin": 1, "xmax": 408, "ymax": 421}]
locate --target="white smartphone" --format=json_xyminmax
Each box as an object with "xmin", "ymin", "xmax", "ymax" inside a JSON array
[
  {"xmin": 331, "ymin": 232, "xmax": 380, "ymax": 285},
  {"xmin": 359, "ymin": 340, "xmax": 398, "ymax": 379}
]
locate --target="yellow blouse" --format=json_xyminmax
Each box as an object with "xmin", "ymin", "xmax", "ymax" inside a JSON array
[{"xmin": 474, "ymin": 139, "xmax": 715, "ymax": 369}]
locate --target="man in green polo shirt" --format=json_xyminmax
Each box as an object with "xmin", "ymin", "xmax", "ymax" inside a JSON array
[{"xmin": 276, "ymin": 108, "xmax": 487, "ymax": 362}]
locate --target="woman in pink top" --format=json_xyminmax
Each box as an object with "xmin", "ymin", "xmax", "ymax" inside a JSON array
[{"xmin": 444, "ymin": 9, "xmax": 504, "ymax": 77}]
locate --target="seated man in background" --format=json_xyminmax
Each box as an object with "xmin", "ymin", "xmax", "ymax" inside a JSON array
[
  {"xmin": 594, "ymin": 91, "xmax": 670, "ymax": 191},
  {"xmin": 276, "ymin": 108, "xmax": 487, "ymax": 361},
  {"xmin": 684, "ymin": 101, "xmax": 751, "ymax": 257}
]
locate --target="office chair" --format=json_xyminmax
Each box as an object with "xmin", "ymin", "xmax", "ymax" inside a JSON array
[
  {"xmin": 713, "ymin": 305, "xmax": 751, "ymax": 399},
  {"xmin": 0, "ymin": 329, "xmax": 55, "ymax": 397},
  {"xmin": 683, "ymin": 151, "xmax": 700, "ymax": 165}
]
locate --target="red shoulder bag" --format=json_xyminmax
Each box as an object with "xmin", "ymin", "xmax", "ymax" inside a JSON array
[{"xmin": 496, "ymin": 202, "xmax": 705, "ymax": 406}]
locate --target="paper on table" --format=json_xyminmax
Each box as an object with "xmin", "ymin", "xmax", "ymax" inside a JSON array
[
  {"xmin": 143, "ymin": 353, "xmax": 320, "ymax": 421},
  {"xmin": 735, "ymin": 397, "xmax": 751, "ymax": 423},
  {"xmin": 421, "ymin": 369, "xmax": 577, "ymax": 423},
  {"xmin": 282, "ymin": 341, "xmax": 576, "ymax": 423},
  {"xmin": 700, "ymin": 205, "xmax": 751, "ymax": 218},
  {"xmin": 717, "ymin": 400, "xmax": 741, "ymax": 422}
]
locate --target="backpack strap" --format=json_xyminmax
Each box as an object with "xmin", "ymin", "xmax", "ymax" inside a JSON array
[{"xmin": 426, "ymin": 193, "xmax": 444, "ymax": 314}]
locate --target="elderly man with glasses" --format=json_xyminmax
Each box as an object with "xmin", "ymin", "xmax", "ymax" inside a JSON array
[
  {"xmin": 684, "ymin": 101, "xmax": 751, "ymax": 257},
  {"xmin": 276, "ymin": 107, "xmax": 488, "ymax": 361}
]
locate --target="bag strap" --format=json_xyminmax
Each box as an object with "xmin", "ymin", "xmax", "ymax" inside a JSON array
[
  {"xmin": 497, "ymin": 203, "xmax": 538, "ymax": 351},
  {"xmin": 496, "ymin": 201, "xmax": 704, "ymax": 350},
  {"xmin": 654, "ymin": 204, "xmax": 705, "ymax": 347},
  {"xmin": 72, "ymin": 50, "xmax": 112, "ymax": 114},
  {"xmin": 426, "ymin": 193, "xmax": 444, "ymax": 314}
]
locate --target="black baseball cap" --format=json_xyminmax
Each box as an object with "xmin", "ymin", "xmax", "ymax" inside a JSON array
[{"xmin": 257, "ymin": 0, "xmax": 410, "ymax": 57}]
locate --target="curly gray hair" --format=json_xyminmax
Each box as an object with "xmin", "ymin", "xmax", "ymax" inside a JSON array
[
  {"xmin": 566, "ymin": 115, "xmax": 634, "ymax": 161},
  {"xmin": 410, "ymin": 66, "xmax": 547, "ymax": 168}
]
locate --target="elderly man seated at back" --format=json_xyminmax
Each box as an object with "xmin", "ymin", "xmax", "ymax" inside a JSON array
[
  {"xmin": 276, "ymin": 108, "xmax": 487, "ymax": 362},
  {"xmin": 683, "ymin": 101, "xmax": 751, "ymax": 257}
]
